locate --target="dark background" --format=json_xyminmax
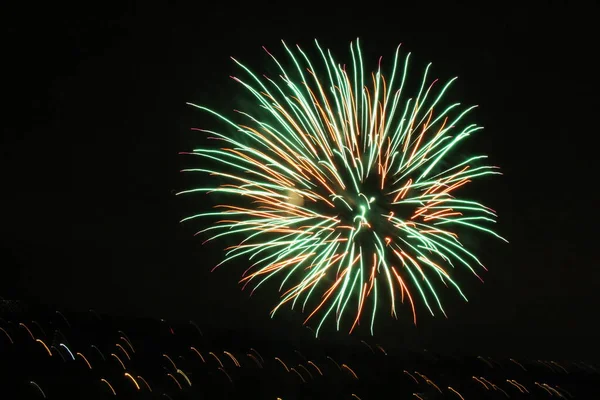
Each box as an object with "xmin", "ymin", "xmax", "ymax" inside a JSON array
[{"xmin": 3, "ymin": 3, "xmax": 598, "ymax": 360}]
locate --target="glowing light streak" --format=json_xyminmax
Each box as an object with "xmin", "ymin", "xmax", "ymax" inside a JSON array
[
  {"xmin": 341, "ymin": 364, "xmax": 358, "ymax": 379},
  {"xmin": 124, "ymin": 373, "xmax": 140, "ymax": 390},
  {"xmin": 163, "ymin": 354, "xmax": 178, "ymax": 370},
  {"xmin": 275, "ymin": 357, "xmax": 289, "ymax": 372},
  {"xmin": 0, "ymin": 327, "xmax": 13, "ymax": 344},
  {"xmin": 290, "ymin": 367, "xmax": 305, "ymax": 382},
  {"xmin": 177, "ymin": 369, "xmax": 192, "ymax": 386},
  {"xmin": 101, "ymin": 378, "xmax": 116, "ymax": 396},
  {"xmin": 91, "ymin": 345, "xmax": 106, "ymax": 360},
  {"xmin": 190, "ymin": 347, "xmax": 205, "ymax": 362},
  {"xmin": 137, "ymin": 375, "xmax": 152, "ymax": 392},
  {"xmin": 19, "ymin": 323, "xmax": 35, "ymax": 340},
  {"xmin": 29, "ymin": 381, "xmax": 46, "ymax": 398},
  {"xmin": 35, "ymin": 339, "xmax": 52, "ymax": 356},
  {"xmin": 111, "ymin": 353, "xmax": 126, "ymax": 370},
  {"xmin": 448, "ymin": 386, "xmax": 465, "ymax": 400},
  {"xmin": 167, "ymin": 373, "xmax": 182, "ymax": 390},
  {"xmin": 115, "ymin": 343, "xmax": 130, "ymax": 360},
  {"xmin": 223, "ymin": 351, "xmax": 240, "ymax": 367},
  {"xmin": 76, "ymin": 352, "xmax": 92, "ymax": 369},
  {"xmin": 59, "ymin": 343, "xmax": 75, "ymax": 360}
]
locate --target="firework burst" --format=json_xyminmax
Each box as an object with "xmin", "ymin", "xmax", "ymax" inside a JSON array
[{"xmin": 179, "ymin": 39, "xmax": 506, "ymax": 336}]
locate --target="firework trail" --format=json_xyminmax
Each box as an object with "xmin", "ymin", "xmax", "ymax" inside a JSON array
[{"xmin": 179, "ymin": 39, "xmax": 506, "ymax": 336}]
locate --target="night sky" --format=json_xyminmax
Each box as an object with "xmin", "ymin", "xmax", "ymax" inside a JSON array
[{"xmin": 3, "ymin": 4, "xmax": 598, "ymax": 360}]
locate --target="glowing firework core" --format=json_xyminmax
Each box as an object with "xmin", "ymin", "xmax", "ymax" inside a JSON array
[{"xmin": 286, "ymin": 190, "xmax": 304, "ymax": 207}]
